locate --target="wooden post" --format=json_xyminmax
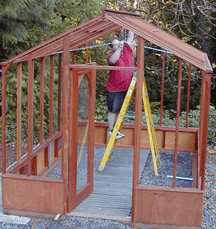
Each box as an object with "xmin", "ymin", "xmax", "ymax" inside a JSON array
[
  {"xmin": 40, "ymin": 57, "xmax": 45, "ymax": 144},
  {"xmin": 132, "ymin": 36, "xmax": 145, "ymax": 221},
  {"xmin": 199, "ymin": 71, "xmax": 212, "ymax": 190},
  {"xmin": 88, "ymin": 68, "xmax": 96, "ymax": 192},
  {"xmin": 17, "ymin": 63, "xmax": 22, "ymax": 163},
  {"xmin": 49, "ymin": 55, "xmax": 54, "ymax": 138},
  {"xmin": 85, "ymin": 43, "xmax": 89, "ymax": 63},
  {"xmin": 1, "ymin": 63, "xmax": 10, "ymax": 174},
  {"xmin": 62, "ymin": 34, "xmax": 70, "ymax": 214},
  {"xmin": 172, "ymin": 58, "xmax": 182, "ymax": 188},
  {"xmin": 186, "ymin": 63, "xmax": 191, "ymax": 128},
  {"xmin": 27, "ymin": 53, "xmax": 34, "ymax": 176},
  {"xmin": 58, "ymin": 54, "xmax": 62, "ymax": 131},
  {"xmin": 160, "ymin": 52, "xmax": 166, "ymax": 126}
]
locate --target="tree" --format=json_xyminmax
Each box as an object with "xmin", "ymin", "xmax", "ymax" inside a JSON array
[{"xmin": 0, "ymin": 0, "xmax": 56, "ymax": 61}]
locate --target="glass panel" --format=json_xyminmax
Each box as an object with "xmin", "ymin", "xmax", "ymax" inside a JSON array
[{"xmin": 76, "ymin": 75, "xmax": 90, "ymax": 192}]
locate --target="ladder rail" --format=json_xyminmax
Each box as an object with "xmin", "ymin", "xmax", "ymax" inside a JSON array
[{"xmin": 99, "ymin": 72, "xmax": 161, "ymax": 174}]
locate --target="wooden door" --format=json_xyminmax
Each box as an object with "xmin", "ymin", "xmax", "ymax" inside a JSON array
[{"xmin": 67, "ymin": 66, "xmax": 96, "ymax": 212}]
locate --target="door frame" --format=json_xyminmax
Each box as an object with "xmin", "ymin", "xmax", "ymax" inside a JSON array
[{"xmin": 67, "ymin": 65, "xmax": 96, "ymax": 212}]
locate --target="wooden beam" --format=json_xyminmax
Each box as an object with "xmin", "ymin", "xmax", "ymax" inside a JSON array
[
  {"xmin": 62, "ymin": 34, "xmax": 70, "ymax": 214},
  {"xmin": 27, "ymin": 53, "xmax": 34, "ymax": 176},
  {"xmin": 49, "ymin": 55, "xmax": 54, "ymax": 138},
  {"xmin": 199, "ymin": 71, "xmax": 212, "ymax": 190},
  {"xmin": 69, "ymin": 64, "xmax": 137, "ymax": 71},
  {"xmin": 58, "ymin": 54, "xmax": 62, "ymax": 131},
  {"xmin": 132, "ymin": 36, "xmax": 145, "ymax": 221},
  {"xmin": 186, "ymin": 63, "xmax": 191, "ymax": 128},
  {"xmin": 40, "ymin": 57, "xmax": 45, "ymax": 144},
  {"xmin": 16, "ymin": 63, "xmax": 22, "ymax": 163},
  {"xmin": 1, "ymin": 63, "xmax": 11, "ymax": 174}
]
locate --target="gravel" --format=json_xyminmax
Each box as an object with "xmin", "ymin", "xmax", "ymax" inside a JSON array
[{"xmin": 0, "ymin": 148, "xmax": 215, "ymax": 228}]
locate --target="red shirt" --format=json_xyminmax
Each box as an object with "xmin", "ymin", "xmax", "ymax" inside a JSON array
[{"xmin": 106, "ymin": 43, "xmax": 134, "ymax": 92}]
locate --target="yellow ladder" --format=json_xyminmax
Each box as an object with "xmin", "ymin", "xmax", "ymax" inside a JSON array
[{"xmin": 98, "ymin": 72, "xmax": 161, "ymax": 175}]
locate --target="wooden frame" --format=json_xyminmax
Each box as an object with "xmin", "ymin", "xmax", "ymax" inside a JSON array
[{"xmin": 0, "ymin": 7, "xmax": 213, "ymax": 227}]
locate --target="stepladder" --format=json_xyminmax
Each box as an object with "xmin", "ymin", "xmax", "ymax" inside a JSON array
[{"xmin": 98, "ymin": 71, "xmax": 161, "ymax": 175}]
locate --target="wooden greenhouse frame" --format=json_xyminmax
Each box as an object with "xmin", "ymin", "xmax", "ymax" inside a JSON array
[{"xmin": 0, "ymin": 8, "xmax": 213, "ymax": 227}]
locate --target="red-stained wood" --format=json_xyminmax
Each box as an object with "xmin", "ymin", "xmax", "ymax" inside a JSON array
[
  {"xmin": 3, "ymin": 15, "xmax": 102, "ymax": 64},
  {"xmin": 2, "ymin": 174, "xmax": 64, "ymax": 214},
  {"xmin": 68, "ymin": 68, "xmax": 79, "ymax": 211},
  {"xmin": 133, "ymin": 185, "xmax": 204, "ymax": 227},
  {"xmin": 49, "ymin": 55, "xmax": 54, "ymax": 138},
  {"xmin": 1, "ymin": 64, "xmax": 11, "ymax": 174},
  {"xmin": 32, "ymin": 156, "xmax": 37, "ymax": 176},
  {"xmin": 69, "ymin": 64, "xmax": 137, "ymax": 71},
  {"xmin": 75, "ymin": 184, "xmax": 91, "ymax": 207},
  {"xmin": 87, "ymin": 67, "xmax": 96, "ymax": 192},
  {"xmin": 31, "ymin": 22, "xmax": 120, "ymax": 60},
  {"xmin": 160, "ymin": 52, "xmax": 165, "ymax": 126},
  {"xmin": 105, "ymin": 13, "xmax": 212, "ymax": 73},
  {"xmin": 85, "ymin": 43, "xmax": 89, "ymax": 63},
  {"xmin": 58, "ymin": 54, "xmax": 62, "ymax": 131},
  {"xmin": 40, "ymin": 57, "xmax": 45, "ymax": 144},
  {"xmin": 62, "ymin": 34, "xmax": 70, "ymax": 214},
  {"xmin": 199, "ymin": 71, "xmax": 212, "ymax": 190},
  {"xmin": 67, "ymin": 68, "xmax": 74, "ymax": 209},
  {"xmin": 27, "ymin": 53, "xmax": 34, "ymax": 176},
  {"xmin": 54, "ymin": 139, "xmax": 59, "ymax": 157},
  {"xmin": 68, "ymin": 67, "xmax": 96, "ymax": 212},
  {"xmin": 186, "ymin": 63, "xmax": 191, "ymax": 127},
  {"xmin": 44, "ymin": 146, "xmax": 49, "ymax": 167},
  {"xmin": 17, "ymin": 63, "xmax": 22, "ymax": 163},
  {"xmin": 172, "ymin": 58, "xmax": 182, "ymax": 188},
  {"xmin": 132, "ymin": 37, "xmax": 145, "ymax": 221},
  {"xmin": 7, "ymin": 131, "xmax": 62, "ymax": 174}
]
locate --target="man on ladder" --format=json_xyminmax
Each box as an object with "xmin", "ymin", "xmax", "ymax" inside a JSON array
[
  {"xmin": 100, "ymin": 71, "xmax": 161, "ymax": 175},
  {"xmin": 106, "ymin": 30, "xmax": 135, "ymax": 140},
  {"xmin": 100, "ymin": 30, "xmax": 161, "ymax": 174}
]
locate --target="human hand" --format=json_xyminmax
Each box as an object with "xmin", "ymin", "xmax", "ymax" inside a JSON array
[{"xmin": 118, "ymin": 41, "xmax": 124, "ymax": 50}]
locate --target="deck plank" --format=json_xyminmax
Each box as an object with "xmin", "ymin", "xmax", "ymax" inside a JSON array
[{"xmin": 73, "ymin": 148, "xmax": 149, "ymax": 216}]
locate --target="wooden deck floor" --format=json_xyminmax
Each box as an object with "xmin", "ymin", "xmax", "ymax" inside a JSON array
[{"xmin": 72, "ymin": 148, "xmax": 149, "ymax": 217}]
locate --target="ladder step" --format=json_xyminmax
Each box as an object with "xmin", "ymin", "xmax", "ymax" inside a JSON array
[{"xmin": 99, "ymin": 72, "xmax": 160, "ymax": 175}]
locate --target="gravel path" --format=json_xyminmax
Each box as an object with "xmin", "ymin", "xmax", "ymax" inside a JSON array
[{"xmin": 0, "ymin": 148, "xmax": 215, "ymax": 229}]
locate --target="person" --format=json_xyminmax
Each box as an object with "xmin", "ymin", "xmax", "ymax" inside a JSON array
[{"xmin": 106, "ymin": 30, "xmax": 135, "ymax": 140}]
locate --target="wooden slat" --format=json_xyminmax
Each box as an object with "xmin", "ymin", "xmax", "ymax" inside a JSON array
[
  {"xmin": 1, "ymin": 64, "xmax": 11, "ymax": 174},
  {"xmin": 3, "ymin": 15, "xmax": 102, "ymax": 64},
  {"xmin": 62, "ymin": 34, "xmax": 70, "ymax": 214},
  {"xmin": 68, "ymin": 68, "xmax": 79, "ymax": 211},
  {"xmin": 88, "ymin": 68, "xmax": 96, "ymax": 192},
  {"xmin": 16, "ymin": 63, "xmax": 22, "ymax": 162},
  {"xmin": 49, "ymin": 55, "xmax": 54, "ymax": 138},
  {"xmin": 6, "ymin": 131, "xmax": 62, "ymax": 174},
  {"xmin": 132, "ymin": 37, "xmax": 145, "ymax": 220},
  {"xmin": 58, "ymin": 54, "xmax": 62, "ymax": 131},
  {"xmin": 27, "ymin": 53, "xmax": 34, "ymax": 176},
  {"xmin": 186, "ymin": 63, "xmax": 191, "ymax": 128},
  {"xmin": 105, "ymin": 13, "xmax": 212, "ymax": 73},
  {"xmin": 199, "ymin": 71, "xmax": 212, "ymax": 190},
  {"xmin": 40, "ymin": 57, "xmax": 45, "ymax": 144},
  {"xmin": 69, "ymin": 64, "xmax": 137, "ymax": 71}
]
